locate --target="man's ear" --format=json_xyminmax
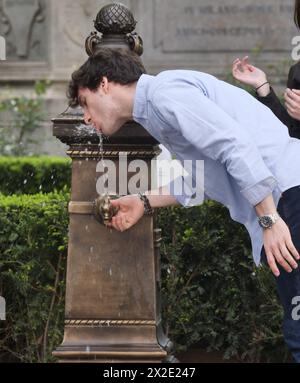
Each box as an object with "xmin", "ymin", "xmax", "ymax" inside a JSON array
[{"xmin": 100, "ymin": 77, "xmax": 109, "ymax": 94}]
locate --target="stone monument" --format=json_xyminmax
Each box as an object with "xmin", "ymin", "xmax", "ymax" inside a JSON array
[{"xmin": 52, "ymin": 3, "xmax": 173, "ymax": 363}]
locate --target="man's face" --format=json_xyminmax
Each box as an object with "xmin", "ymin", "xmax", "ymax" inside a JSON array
[{"xmin": 78, "ymin": 80, "xmax": 123, "ymax": 136}]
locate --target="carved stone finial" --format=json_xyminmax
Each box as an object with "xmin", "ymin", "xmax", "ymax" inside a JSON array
[
  {"xmin": 94, "ymin": 3, "xmax": 137, "ymax": 35},
  {"xmin": 85, "ymin": 3, "xmax": 143, "ymax": 56}
]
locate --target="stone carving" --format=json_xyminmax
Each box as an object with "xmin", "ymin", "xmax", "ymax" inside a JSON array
[
  {"xmin": 62, "ymin": 0, "xmax": 131, "ymax": 49},
  {"xmin": 0, "ymin": 0, "xmax": 46, "ymax": 60},
  {"xmin": 153, "ymin": 0, "xmax": 298, "ymax": 52}
]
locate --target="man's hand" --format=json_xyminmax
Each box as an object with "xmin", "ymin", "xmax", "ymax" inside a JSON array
[
  {"xmin": 284, "ymin": 88, "xmax": 300, "ymax": 120},
  {"xmin": 107, "ymin": 195, "xmax": 144, "ymax": 232},
  {"xmin": 256, "ymin": 194, "xmax": 300, "ymax": 276},
  {"xmin": 232, "ymin": 56, "xmax": 269, "ymax": 95},
  {"xmin": 263, "ymin": 217, "xmax": 300, "ymax": 277},
  {"xmin": 107, "ymin": 186, "xmax": 179, "ymax": 232}
]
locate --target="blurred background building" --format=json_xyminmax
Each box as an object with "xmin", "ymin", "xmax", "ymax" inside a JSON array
[{"xmin": 0, "ymin": 0, "xmax": 298, "ymax": 157}]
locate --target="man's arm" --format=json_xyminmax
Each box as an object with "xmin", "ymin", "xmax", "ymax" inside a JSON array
[
  {"xmin": 107, "ymin": 185, "xmax": 179, "ymax": 233},
  {"xmin": 144, "ymin": 186, "xmax": 180, "ymax": 208},
  {"xmin": 108, "ymin": 185, "xmax": 300, "ymax": 277}
]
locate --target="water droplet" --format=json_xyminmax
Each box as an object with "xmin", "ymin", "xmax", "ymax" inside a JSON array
[
  {"xmin": 90, "ymin": 246, "xmax": 94, "ymax": 254},
  {"xmin": 109, "ymin": 267, "xmax": 112, "ymax": 276}
]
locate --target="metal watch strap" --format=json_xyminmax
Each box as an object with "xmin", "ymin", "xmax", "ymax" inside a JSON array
[
  {"xmin": 258, "ymin": 213, "xmax": 280, "ymax": 229},
  {"xmin": 138, "ymin": 192, "xmax": 154, "ymax": 215}
]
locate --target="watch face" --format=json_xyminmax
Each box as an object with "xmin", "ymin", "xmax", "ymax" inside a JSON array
[{"xmin": 259, "ymin": 216, "xmax": 273, "ymax": 228}]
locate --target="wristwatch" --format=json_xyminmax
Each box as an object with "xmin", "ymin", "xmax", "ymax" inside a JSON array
[
  {"xmin": 138, "ymin": 192, "xmax": 154, "ymax": 215},
  {"xmin": 258, "ymin": 213, "xmax": 280, "ymax": 229}
]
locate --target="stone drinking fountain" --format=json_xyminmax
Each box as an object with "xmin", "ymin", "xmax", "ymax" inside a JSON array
[{"xmin": 52, "ymin": 3, "xmax": 174, "ymax": 363}]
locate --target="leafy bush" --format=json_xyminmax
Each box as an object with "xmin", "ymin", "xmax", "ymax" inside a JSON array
[
  {"xmin": 0, "ymin": 193, "xmax": 289, "ymax": 362},
  {"xmin": 158, "ymin": 202, "xmax": 291, "ymax": 363},
  {"xmin": 0, "ymin": 192, "xmax": 69, "ymax": 362},
  {"xmin": 0, "ymin": 156, "xmax": 71, "ymax": 195},
  {"xmin": 0, "ymin": 81, "xmax": 51, "ymax": 156}
]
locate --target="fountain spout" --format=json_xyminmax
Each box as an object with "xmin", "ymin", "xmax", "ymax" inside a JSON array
[{"xmin": 94, "ymin": 194, "xmax": 119, "ymax": 226}]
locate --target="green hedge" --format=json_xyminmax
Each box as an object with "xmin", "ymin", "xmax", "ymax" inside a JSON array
[
  {"xmin": 0, "ymin": 192, "xmax": 69, "ymax": 362},
  {"xmin": 0, "ymin": 192, "xmax": 290, "ymax": 362},
  {"xmin": 0, "ymin": 156, "xmax": 71, "ymax": 195},
  {"xmin": 158, "ymin": 203, "xmax": 290, "ymax": 362}
]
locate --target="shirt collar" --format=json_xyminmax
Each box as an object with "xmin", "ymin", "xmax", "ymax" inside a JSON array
[{"xmin": 132, "ymin": 74, "xmax": 154, "ymax": 122}]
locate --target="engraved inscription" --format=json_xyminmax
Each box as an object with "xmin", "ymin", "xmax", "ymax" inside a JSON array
[{"xmin": 154, "ymin": 0, "xmax": 298, "ymax": 52}]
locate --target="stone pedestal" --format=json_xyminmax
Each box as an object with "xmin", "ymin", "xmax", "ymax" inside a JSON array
[{"xmin": 52, "ymin": 108, "xmax": 171, "ymax": 362}]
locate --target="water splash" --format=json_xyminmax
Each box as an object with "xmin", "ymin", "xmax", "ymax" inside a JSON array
[
  {"xmin": 74, "ymin": 123, "xmax": 96, "ymax": 136},
  {"xmin": 96, "ymin": 131, "xmax": 109, "ymax": 196},
  {"xmin": 97, "ymin": 131, "xmax": 104, "ymax": 161}
]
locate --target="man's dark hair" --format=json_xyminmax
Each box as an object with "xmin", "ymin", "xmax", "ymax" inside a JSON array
[{"xmin": 67, "ymin": 48, "xmax": 146, "ymax": 107}]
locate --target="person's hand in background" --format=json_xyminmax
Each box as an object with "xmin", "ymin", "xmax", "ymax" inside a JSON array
[
  {"xmin": 284, "ymin": 88, "xmax": 300, "ymax": 120},
  {"xmin": 232, "ymin": 56, "xmax": 271, "ymax": 97}
]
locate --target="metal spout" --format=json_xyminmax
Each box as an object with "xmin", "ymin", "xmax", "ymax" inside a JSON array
[{"xmin": 94, "ymin": 194, "xmax": 119, "ymax": 226}]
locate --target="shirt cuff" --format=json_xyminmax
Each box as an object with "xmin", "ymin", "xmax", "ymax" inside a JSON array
[{"xmin": 240, "ymin": 176, "xmax": 278, "ymax": 206}]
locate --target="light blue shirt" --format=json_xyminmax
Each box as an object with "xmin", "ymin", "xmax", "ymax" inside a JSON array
[{"xmin": 132, "ymin": 70, "xmax": 300, "ymax": 265}]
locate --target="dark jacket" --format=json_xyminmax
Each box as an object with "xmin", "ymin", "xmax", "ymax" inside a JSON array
[{"xmin": 256, "ymin": 62, "xmax": 300, "ymax": 139}]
